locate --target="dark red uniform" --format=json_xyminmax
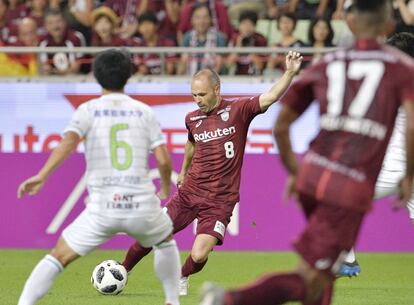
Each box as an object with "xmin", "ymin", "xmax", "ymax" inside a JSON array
[
  {"xmin": 281, "ymin": 40, "xmax": 414, "ymax": 275},
  {"xmin": 166, "ymin": 96, "xmax": 262, "ymax": 244}
]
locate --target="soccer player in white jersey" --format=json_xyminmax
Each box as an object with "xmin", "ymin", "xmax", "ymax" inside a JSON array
[
  {"xmin": 16, "ymin": 49, "xmax": 181, "ymax": 305},
  {"xmin": 340, "ymin": 32, "xmax": 414, "ymax": 277}
]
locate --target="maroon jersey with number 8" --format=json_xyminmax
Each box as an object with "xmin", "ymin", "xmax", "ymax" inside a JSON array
[{"xmin": 180, "ymin": 96, "xmax": 262, "ymax": 202}]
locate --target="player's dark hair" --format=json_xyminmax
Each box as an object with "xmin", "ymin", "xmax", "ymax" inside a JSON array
[
  {"xmin": 138, "ymin": 11, "xmax": 158, "ymax": 25},
  {"xmin": 308, "ymin": 17, "xmax": 334, "ymax": 46},
  {"xmin": 93, "ymin": 49, "xmax": 132, "ymax": 91},
  {"xmin": 354, "ymin": 0, "xmax": 387, "ymax": 12},
  {"xmin": 277, "ymin": 12, "xmax": 297, "ymax": 31},
  {"xmin": 387, "ymin": 32, "xmax": 414, "ymax": 58},
  {"xmin": 239, "ymin": 10, "xmax": 258, "ymax": 25}
]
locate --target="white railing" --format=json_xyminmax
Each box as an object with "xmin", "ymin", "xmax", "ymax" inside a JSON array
[{"xmin": 0, "ymin": 46, "xmax": 338, "ymax": 54}]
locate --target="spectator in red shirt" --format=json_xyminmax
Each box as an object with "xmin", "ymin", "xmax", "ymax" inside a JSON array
[
  {"xmin": 90, "ymin": 6, "xmax": 125, "ymax": 46},
  {"xmin": 39, "ymin": 9, "xmax": 86, "ymax": 75},
  {"xmin": 104, "ymin": 0, "xmax": 139, "ymax": 39},
  {"xmin": 227, "ymin": 10, "xmax": 267, "ymax": 75},
  {"xmin": 137, "ymin": 0, "xmax": 182, "ymax": 42},
  {"xmin": 177, "ymin": 0, "xmax": 233, "ymax": 45},
  {"xmin": 133, "ymin": 11, "xmax": 177, "ymax": 75},
  {"xmin": 6, "ymin": 0, "xmax": 47, "ymax": 38}
]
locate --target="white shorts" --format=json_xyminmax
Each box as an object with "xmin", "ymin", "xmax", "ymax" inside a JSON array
[
  {"xmin": 375, "ymin": 170, "xmax": 414, "ymax": 219},
  {"xmin": 62, "ymin": 208, "xmax": 173, "ymax": 256}
]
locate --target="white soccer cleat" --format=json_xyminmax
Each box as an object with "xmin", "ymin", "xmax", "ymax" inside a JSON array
[{"xmin": 179, "ymin": 277, "xmax": 189, "ymax": 296}]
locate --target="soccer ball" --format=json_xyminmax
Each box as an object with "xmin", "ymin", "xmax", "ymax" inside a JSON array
[{"xmin": 91, "ymin": 260, "xmax": 128, "ymax": 295}]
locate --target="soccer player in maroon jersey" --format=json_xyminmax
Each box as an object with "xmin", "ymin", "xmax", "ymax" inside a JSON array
[
  {"xmin": 199, "ymin": 1, "xmax": 414, "ymax": 305},
  {"xmin": 122, "ymin": 51, "xmax": 303, "ymax": 296}
]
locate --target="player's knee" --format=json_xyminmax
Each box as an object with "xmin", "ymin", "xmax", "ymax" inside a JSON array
[
  {"xmin": 49, "ymin": 248, "xmax": 72, "ymax": 267},
  {"xmin": 190, "ymin": 249, "xmax": 209, "ymax": 263}
]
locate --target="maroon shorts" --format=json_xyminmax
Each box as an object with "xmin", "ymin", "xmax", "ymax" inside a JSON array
[
  {"xmin": 294, "ymin": 192, "xmax": 365, "ymax": 277},
  {"xmin": 165, "ymin": 190, "xmax": 236, "ymax": 245}
]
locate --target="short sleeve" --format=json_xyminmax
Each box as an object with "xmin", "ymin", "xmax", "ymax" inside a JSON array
[
  {"xmin": 281, "ymin": 64, "xmax": 318, "ymax": 115},
  {"xmin": 64, "ymin": 103, "xmax": 90, "ymax": 138},
  {"xmin": 148, "ymin": 111, "xmax": 166, "ymax": 150},
  {"xmin": 185, "ymin": 115, "xmax": 195, "ymax": 142},
  {"xmin": 234, "ymin": 95, "xmax": 262, "ymax": 123}
]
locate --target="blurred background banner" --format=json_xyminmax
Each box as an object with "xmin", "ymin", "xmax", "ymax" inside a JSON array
[{"xmin": 2, "ymin": 81, "xmax": 413, "ymax": 251}]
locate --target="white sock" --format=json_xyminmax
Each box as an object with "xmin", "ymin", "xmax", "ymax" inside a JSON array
[
  {"xmin": 344, "ymin": 248, "xmax": 356, "ymax": 263},
  {"xmin": 153, "ymin": 239, "xmax": 181, "ymax": 305},
  {"xmin": 18, "ymin": 254, "xmax": 64, "ymax": 305}
]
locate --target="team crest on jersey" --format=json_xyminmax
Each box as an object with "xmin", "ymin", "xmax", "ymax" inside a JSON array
[
  {"xmin": 195, "ymin": 120, "xmax": 202, "ymax": 128},
  {"xmin": 220, "ymin": 111, "xmax": 229, "ymax": 121}
]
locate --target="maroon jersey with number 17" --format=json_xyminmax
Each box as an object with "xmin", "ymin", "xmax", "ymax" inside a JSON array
[
  {"xmin": 180, "ymin": 96, "xmax": 262, "ymax": 203},
  {"xmin": 281, "ymin": 40, "xmax": 414, "ymax": 212}
]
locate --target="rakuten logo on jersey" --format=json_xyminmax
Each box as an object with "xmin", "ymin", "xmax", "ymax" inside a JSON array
[{"xmin": 193, "ymin": 126, "xmax": 236, "ymax": 143}]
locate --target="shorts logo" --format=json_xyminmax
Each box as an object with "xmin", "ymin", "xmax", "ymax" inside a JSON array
[
  {"xmin": 196, "ymin": 120, "xmax": 202, "ymax": 128},
  {"xmin": 214, "ymin": 221, "xmax": 225, "ymax": 237},
  {"xmin": 315, "ymin": 258, "xmax": 331, "ymax": 270}
]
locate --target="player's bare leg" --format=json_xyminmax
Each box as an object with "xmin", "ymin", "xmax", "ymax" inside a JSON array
[
  {"xmin": 200, "ymin": 259, "xmax": 334, "ymax": 305},
  {"xmin": 18, "ymin": 237, "xmax": 80, "ymax": 305},
  {"xmin": 181, "ymin": 234, "xmax": 218, "ymax": 296}
]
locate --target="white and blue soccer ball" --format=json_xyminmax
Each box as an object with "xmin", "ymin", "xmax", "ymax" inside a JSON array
[{"xmin": 91, "ymin": 260, "xmax": 128, "ymax": 295}]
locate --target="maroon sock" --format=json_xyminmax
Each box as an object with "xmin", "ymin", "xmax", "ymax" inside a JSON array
[
  {"xmin": 303, "ymin": 283, "xmax": 334, "ymax": 305},
  {"xmin": 122, "ymin": 242, "xmax": 152, "ymax": 272},
  {"xmin": 227, "ymin": 273, "xmax": 306, "ymax": 305},
  {"xmin": 181, "ymin": 255, "xmax": 208, "ymax": 277}
]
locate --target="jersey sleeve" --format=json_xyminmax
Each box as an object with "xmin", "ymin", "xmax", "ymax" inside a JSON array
[
  {"xmin": 148, "ymin": 110, "xmax": 166, "ymax": 150},
  {"xmin": 185, "ymin": 114, "xmax": 195, "ymax": 142},
  {"xmin": 64, "ymin": 103, "xmax": 90, "ymax": 138},
  {"xmin": 281, "ymin": 64, "xmax": 318, "ymax": 115},
  {"xmin": 235, "ymin": 95, "xmax": 262, "ymax": 123}
]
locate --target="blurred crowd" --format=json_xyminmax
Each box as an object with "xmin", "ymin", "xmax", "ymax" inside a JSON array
[{"xmin": 0, "ymin": 0, "xmax": 413, "ymax": 76}]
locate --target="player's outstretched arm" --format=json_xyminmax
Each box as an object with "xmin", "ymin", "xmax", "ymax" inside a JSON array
[
  {"xmin": 396, "ymin": 100, "xmax": 414, "ymax": 208},
  {"xmin": 259, "ymin": 51, "xmax": 303, "ymax": 112},
  {"xmin": 17, "ymin": 131, "xmax": 81, "ymax": 198},
  {"xmin": 274, "ymin": 104, "xmax": 300, "ymax": 200},
  {"xmin": 177, "ymin": 140, "xmax": 195, "ymax": 188},
  {"xmin": 154, "ymin": 144, "xmax": 173, "ymax": 199}
]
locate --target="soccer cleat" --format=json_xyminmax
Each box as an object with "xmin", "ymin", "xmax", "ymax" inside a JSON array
[
  {"xmin": 179, "ymin": 277, "xmax": 189, "ymax": 296},
  {"xmin": 338, "ymin": 261, "xmax": 361, "ymax": 278},
  {"xmin": 199, "ymin": 282, "xmax": 226, "ymax": 305}
]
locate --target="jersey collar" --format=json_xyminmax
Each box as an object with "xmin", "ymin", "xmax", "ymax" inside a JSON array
[
  {"xmin": 206, "ymin": 98, "xmax": 224, "ymax": 116},
  {"xmin": 354, "ymin": 39, "xmax": 381, "ymax": 50}
]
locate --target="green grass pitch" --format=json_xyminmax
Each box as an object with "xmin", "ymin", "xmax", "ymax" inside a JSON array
[{"xmin": 2, "ymin": 249, "xmax": 414, "ymax": 305}]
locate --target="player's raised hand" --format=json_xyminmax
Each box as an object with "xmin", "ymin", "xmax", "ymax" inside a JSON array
[
  {"xmin": 17, "ymin": 174, "xmax": 46, "ymax": 198},
  {"xmin": 394, "ymin": 176, "xmax": 413, "ymax": 209},
  {"xmin": 285, "ymin": 51, "xmax": 303, "ymax": 74}
]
